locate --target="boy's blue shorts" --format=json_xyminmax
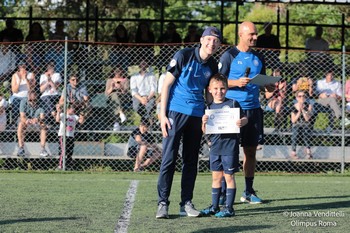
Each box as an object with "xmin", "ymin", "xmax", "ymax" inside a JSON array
[{"xmin": 210, "ymin": 154, "xmax": 239, "ymax": 175}]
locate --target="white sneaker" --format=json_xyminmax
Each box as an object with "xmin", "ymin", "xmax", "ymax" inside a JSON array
[
  {"xmin": 344, "ymin": 117, "xmax": 350, "ymax": 127},
  {"xmin": 113, "ymin": 122, "xmax": 120, "ymax": 131},
  {"xmin": 40, "ymin": 149, "xmax": 49, "ymax": 157},
  {"xmin": 119, "ymin": 113, "xmax": 127, "ymax": 123}
]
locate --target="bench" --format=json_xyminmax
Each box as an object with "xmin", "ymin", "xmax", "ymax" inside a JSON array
[{"xmin": 1, "ymin": 128, "xmax": 349, "ymax": 162}]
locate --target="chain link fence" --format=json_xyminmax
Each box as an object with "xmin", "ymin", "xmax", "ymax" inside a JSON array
[{"xmin": 0, "ymin": 41, "xmax": 349, "ymax": 173}]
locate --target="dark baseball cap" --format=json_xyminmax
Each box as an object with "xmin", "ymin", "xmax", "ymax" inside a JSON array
[{"xmin": 201, "ymin": 26, "xmax": 222, "ymax": 41}]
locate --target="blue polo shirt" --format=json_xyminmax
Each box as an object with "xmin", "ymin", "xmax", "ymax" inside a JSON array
[
  {"xmin": 166, "ymin": 47, "xmax": 218, "ymax": 117},
  {"xmin": 219, "ymin": 46, "xmax": 266, "ymax": 110}
]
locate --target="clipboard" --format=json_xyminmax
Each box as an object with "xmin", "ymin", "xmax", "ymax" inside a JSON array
[{"xmin": 249, "ymin": 74, "xmax": 281, "ymax": 86}]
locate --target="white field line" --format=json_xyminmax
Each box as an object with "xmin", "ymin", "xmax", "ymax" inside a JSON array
[{"xmin": 114, "ymin": 180, "xmax": 139, "ymax": 233}]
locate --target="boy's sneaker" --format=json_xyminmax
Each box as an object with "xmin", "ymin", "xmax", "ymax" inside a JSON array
[
  {"xmin": 17, "ymin": 147, "xmax": 25, "ymax": 157},
  {"xmin": 156, "ymin": 202, "xmax": 169, "ymax": 219},
  {"xmin": 215, "ymin": 206, "xmax": 235, "ymax": 218},
  {"xmin": 200, "ymin": 205, "xmax": 220, "ymax": 216},
  {"xmin": 240, "ymin": 190, "xmax": 262, "ymax": 204},
  {"xmin": 179, "ymin": 201, "xmax": 201, "ymax": 217},
  {"xmin": 40, "ymin": 149, "xmax": 49, "ymax": 157}
]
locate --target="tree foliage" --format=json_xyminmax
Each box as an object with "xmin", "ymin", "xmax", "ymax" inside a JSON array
[{"xmin": 0, "ymin": 1, "xmax": 348, "ymax": 49}]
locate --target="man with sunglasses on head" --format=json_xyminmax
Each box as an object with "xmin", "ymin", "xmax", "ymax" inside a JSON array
[{"xmin": 58, "ymin": 74, "xmax": 89, "ymax": 116}]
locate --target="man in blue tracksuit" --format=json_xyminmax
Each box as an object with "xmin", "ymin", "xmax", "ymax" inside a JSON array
[
  {"xmin": 219, "ymin": 21, "xmax": 274, "ymax": 204},
  {"xmin": 156, "ymin": 26, "xmax": 222, "ymax": 219}
]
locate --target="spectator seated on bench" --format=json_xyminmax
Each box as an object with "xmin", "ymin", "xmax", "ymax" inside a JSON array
[
  {"xmin": 290, "ymin": 90, "xmax": 313, "ymax": 160},
  {"xmin": 17, "ymin": 91, "xmax": 48, "ymax": 157},
  {"xmin": 315, "ymin": 70, "xmax": 350, "ymax": 131},
  {"xmin": 264, "ymin": 69, "xmax": 287, "ymax": 131},
  {"xmin": 126, "ymin": 118, "xmax": 161, "ymax": 172},
  {"xmin": 58, "ymin": 74, "xmax": 90, "ymax": 117}
]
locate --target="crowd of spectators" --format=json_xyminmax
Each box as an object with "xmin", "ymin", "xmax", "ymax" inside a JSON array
[{"xmin": 0, "ymin": 19, "xmax": 349, "ymax": 163}]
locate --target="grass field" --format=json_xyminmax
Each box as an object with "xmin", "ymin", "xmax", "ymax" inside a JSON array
[{"xmin": 0, "ymin": 171, "xmax": 350, "ymax": 233}]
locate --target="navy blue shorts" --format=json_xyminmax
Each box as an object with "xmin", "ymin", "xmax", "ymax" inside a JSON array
[
  {"xmin": 241, "ymin": 108, "xmax": 264, "ymax": 147},
  {"xmin": 210, "ymin": 154, "xmax": 239, "ymax": 175}
]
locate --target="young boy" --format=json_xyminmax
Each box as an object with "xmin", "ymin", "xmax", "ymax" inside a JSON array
[
  {"xmin": 127, "ymin": 118, "xmax": 161, "ymax": 172},
  {"xmin": 56, "ymin": 103, "xmax": 85, "ymax": 170},
  {"xmin": 201, "ymin": 73, "xmax": 248, "ymax": 217}
]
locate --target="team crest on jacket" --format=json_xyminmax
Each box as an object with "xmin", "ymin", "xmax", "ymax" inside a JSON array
[
  {"xmin": 253, "ymin": 60, "xmax": 259, "ymax": 67},
  {"xmin": 218, "ymin": 62, "xmax": 222, "ymax": 70},
  {"xmin": 204, "ymin": 71, "xmax": 211, "ymax": 78},
  {"xmin": 170, "ymin": 59, "xmax": 176, "ymax": 67},
  {"xmin": 222, "ymin": 105, "xmax": 230, "ymax": 109}
]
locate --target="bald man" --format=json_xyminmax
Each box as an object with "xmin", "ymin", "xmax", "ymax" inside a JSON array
[{"xmin": 219, "ymin": 21, "xmax": 274, "ymax": 204}]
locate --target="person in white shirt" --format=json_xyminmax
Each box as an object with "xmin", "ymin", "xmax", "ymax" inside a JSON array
[
  {"xmin": 39, "ymin": 62, "xmax": 62, "ymax": 123},
  {"xmin": 130, "ymin": 60, "xmax": 157, "ymax": 121},
  {"xmin": 316, "ymin": 70, "xmax": 350, "ymax": 128},
  {"xmin": 0, "ymin": 37, "xmax": 16, "ymax": 82},
  {"xmin": 10, "ymin": 62, "xmax": 35, "ymax": 126}
]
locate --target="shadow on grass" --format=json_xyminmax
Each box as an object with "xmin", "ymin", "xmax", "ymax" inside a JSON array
[
  {"xmin": 238, "ymin": 195, "xmax": 350, "ymax": 216},
  {"xmin": 0, "ymin": 217, "xmax": 81, "ymax": 225},
  {"xmin": 266, "ymin": 194, "xmax": 350, "ymax": 202},
  {"xmin": 191, "ymin": 224, "xmax": 273, "ymax": 233}
]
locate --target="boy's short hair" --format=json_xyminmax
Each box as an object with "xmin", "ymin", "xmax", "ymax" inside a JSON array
[
  {"xmin": 209, "ymin": 73, "xmax": 228, "ymax": 88},
  {"xmin": 140, "ymin": 117, "xmax": 150, "ymax": 127}
]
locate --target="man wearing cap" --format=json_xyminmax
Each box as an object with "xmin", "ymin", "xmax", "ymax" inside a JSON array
[
  {"xmin": 219, "ymin": 21, "xmax": 274, "ymax": 205},
  {"xmin": 156, "ymin": 26, "xmax": 222, "ymax": 219}
]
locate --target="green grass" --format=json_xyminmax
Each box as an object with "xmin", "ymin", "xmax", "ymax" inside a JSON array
[{"xmin": 1, "ymin": 172, "xmax": 350, "ymax": 233}]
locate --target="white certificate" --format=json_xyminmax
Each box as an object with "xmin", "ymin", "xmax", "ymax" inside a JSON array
[{"xmin": 205, "ymin": 108, "xmax": 240, "ymax": 134}]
